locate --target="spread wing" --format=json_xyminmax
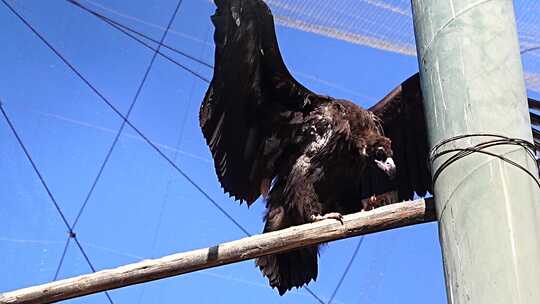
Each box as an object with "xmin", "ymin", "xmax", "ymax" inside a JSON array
[
  {"xmin": 528, "ymin": 98, "xmax": 540, "ymax": 150},
  {"xmin": 200, "ymin": 0, "xmax": 322, "ymax": 204},
  {"xmin": 369, "ymin": 74, "xmax": 431, "ymax": 200},
  {"xmin": 370, "ymin": 73, "xmax": 540, "ymax": 201}
]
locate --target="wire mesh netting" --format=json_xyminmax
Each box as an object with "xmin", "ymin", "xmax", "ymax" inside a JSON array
[{"xmin": 267, "ymin": 0, "xmax": 540, "ymax": 92}]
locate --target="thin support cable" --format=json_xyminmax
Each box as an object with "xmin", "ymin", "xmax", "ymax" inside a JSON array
[
  {"xmin": 522, "ymin": 46, "xmax": 540, "ymax": 55},
  {"xmin": 304, "ymin": 287, "xmax": 326, "ymax": 304},
  {"xmin": 0, "ymin": 102, "xmax": 72, "ymax": 232},
  {"xmin": 97, "ymin": 18, "xmax": 210, "ymax": 83},
  {"xmin": 73, "ymin": 237, "xmax": 114, "ymax": 304},
  {"xmin": 71, "ymin": 0, "xmax": 185, "ymax": 229},
  {"xmin": 328, "ymin": 237, "xmax": 365, "ymax": 304},
  {"xmin": 4, "ymin": 3, "xmax": 326, "ymax": 302},
  {"xmin": 2, "ymin": 0, "xmax": 250, "ymax": 237},
  {"xmin": 1, "ymin": 100, "xmax": 115, "ymax": 303},
  {"xmin": 0, "ymin": 200, "xmax": 436, "ymax": 304},
  {"xmin": 79, "ymin": 0, "xmax": 210, "ymax": 46},
  {"xmin": 66, "ymin": 0, "xmax": 211, "ymax": 83},
  {"xmin": 53, "ymin": 236, "xmax": 72, "ymax": 280},
  {"xmin": 135, "ymin": 29, "xmax": 211, "ymax": 304},
  {"xmin": 67, "ymin": 0, "xmax": 213, "ymax": 69},
  {"xmin": 69, "ymin": 0, "xmax": 378, "ymax": 100}
]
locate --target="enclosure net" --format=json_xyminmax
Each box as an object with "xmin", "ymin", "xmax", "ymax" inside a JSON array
[{"xmin": 266, "ymin": 0, "xmax": 540, "ymax": 92}]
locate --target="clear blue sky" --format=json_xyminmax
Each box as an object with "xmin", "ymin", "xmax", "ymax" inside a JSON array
[{"xmin": 8, "ymin": 0, "xmax": 539, "ymax": 303}]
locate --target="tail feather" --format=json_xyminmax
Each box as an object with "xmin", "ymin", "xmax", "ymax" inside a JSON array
[
  {"xmin": 256, "ymin": 246, "xmax": 318, "ymax": 295},
  {"xmin": 258, "ymin": 182, "xmax": 321, "ymax": 295}
]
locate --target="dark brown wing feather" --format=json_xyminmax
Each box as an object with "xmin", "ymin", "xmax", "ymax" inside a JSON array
[
  {"xmin": 200, "ymin": 0, "xmax": 319, "ymax": 204},
  {"xmin": 369, "ymin": 73, "xmax": 431, "ymax": 200},
  {"xmin": 371, "ymin": 74, "xmax": 540, "ymax": 201},
  {"xmin": 529, "ymin": 98, "xmax": 540, "ymax": 150}
]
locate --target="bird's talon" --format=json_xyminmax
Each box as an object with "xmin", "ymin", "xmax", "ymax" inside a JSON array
[
  {"xmin": 361, "ymin": 191, "xmax": 399, "ymax": 211},
  {"xmin": 310, "ymin": 212, "xmax": 344, "ymax": 224},
  {"xmin": 362, "ymin": 194, "xmax": 382, "ymax": 211}
]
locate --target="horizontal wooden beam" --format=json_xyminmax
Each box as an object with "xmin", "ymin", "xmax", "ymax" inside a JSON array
[{"xmin": 0, "ymin": 198, "xmax": 435, "ymax": 304}]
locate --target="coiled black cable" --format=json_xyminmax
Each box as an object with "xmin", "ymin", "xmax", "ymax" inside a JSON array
[{"xmin": 429, "ymin": 134, "xmax": 540, "ymax": 189}]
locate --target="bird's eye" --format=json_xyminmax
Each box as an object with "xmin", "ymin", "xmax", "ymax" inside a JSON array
[{"xmin": 375, "ymin": 147, "xmax": 385, "ymax": 160}]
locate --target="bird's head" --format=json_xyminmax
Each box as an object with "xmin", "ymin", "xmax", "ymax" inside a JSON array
[{"xmin": 363, "ymin": 134, "xmax": 396, "ymax": 179}]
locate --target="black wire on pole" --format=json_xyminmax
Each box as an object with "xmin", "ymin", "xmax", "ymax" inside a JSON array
[
  {"xmin": 0, "ymin": 100, "xmax": 115, "ymax": 304},
  {"xmin": 71, "ymin": 0, "xmax": 185, "ymax": 230},
  {"xmin": 327, "ymin": 237, "xmax": 365, "ymax": 304},
  {"xmin": 67, "ymin": 0, "xmax": 211, "ymax": 82},
  {"xmin": 430, "ymin": 134, "xmax": 540, "ymax": 188}
]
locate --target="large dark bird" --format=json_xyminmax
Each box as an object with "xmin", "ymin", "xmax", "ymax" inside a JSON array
[{"xmin": 200, "ymin": 0, "xmax": 540, "ymax": 295}]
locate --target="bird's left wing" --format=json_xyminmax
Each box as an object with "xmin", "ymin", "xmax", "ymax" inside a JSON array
[
  {"xmin": 369, "ymin": 74, "xmax": 431, "ymax": 201},
  {"xmin": 200, "ymin": 0, "xmax": 324, "ymax": 204},
  {"xmin": 370, "ymin": 73, "xmax": 540, "ymax": 201}
]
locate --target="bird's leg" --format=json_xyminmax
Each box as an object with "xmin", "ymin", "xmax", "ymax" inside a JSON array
[
  {"xmin": 361, "ymin": 195, "xmax": 381, "ymax": 211},
  {"xmin": 310, "ymin": 212, "xmax": 344, "ymax": 224},
  {"xmin": 361, "ymin": 191, "xmax": 398, "ymax": 211}
]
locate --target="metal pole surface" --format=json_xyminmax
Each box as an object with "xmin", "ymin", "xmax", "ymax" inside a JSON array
[{"xmin": 410, "ymin": 0, "xmax": 540, "ymax": 303}]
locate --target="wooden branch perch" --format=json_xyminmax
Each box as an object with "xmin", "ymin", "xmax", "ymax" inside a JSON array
[{"xmin": 0, "ymin": 198, "xmax": 435, "ymax": 304}]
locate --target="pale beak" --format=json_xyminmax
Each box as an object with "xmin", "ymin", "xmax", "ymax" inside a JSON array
[{"xmin": 375, "ymin": 157, "xmax": 396, "ymax": 179}]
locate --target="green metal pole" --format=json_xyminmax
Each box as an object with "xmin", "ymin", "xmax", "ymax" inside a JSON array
[{"xmin": 410, "ymin": 0, "xmax": 540, "ymax": 303}]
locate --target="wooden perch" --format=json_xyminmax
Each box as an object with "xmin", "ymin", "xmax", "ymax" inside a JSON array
[{"xmin": 0, "ymin": 198, "xmax": 435, "ymax": 304}]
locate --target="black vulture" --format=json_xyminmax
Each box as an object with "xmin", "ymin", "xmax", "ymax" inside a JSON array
[{"xmin": 199, "ymin": 0, "xmax": 540, "ymax": 295}]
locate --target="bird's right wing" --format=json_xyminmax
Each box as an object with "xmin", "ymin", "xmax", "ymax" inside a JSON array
[
  {"xmin": 370, "ymin": 74, "xmax": 540, "ymax": 201},
  {"xmin": 528, "ymin": 98, "xmax": 540, "ymax": 150},
  {"xmin": 200, "ymin": 0, "xmax": 326, "ymax": 204}
]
